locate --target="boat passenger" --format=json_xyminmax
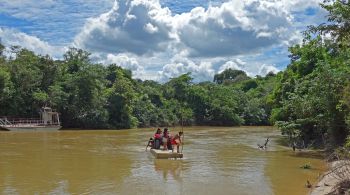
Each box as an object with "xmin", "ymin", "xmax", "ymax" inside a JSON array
[
  {"xmin": 171, "ymin": 131, "xmax": 183, "ymax": 153},
  {"xmin": 162, "ymin": 128, "xmax": 170, "ymax": 150},
  {"xmin": 153, "ymin": 128, "xmax": 162, "ymax": 149}
]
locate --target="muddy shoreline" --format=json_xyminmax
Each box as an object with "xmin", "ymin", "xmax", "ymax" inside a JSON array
[{"xmin": 310, "ymin": 161, "xmax": 350, "ymax": 195}]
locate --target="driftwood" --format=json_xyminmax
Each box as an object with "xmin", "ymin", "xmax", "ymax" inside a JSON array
[
  {"xmin": 258, "ymin": 138, "xmax": 269, "ymax": 150},
  {"xmin": 305, "ymin": 180, "xmax": 312, "ymax": 188}
]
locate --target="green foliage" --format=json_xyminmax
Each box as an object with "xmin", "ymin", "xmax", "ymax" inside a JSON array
[
  {"xmin": 300, "ymin": 163, "xmax": 312, "ymax": 169},
  {"xmin": 270, "ymin": 0, "xmax": 350, "ymax": 149},
  {"xmin": 0, "ymin": 44, "xmax": 276, "ymax": 129},
  {"xmin": 0, "ymin": 66, "xmax": 13, "ymax": 114},
  {"xmin": 50, "ymin": 48, "xmax": 109, "ymax": 128},
  {"xmin": 213, "ymin": 68, "xmax": 249, "ymax": 84},
  {"xmin": 204, "ymin": 85, "xmax": 244, "ymax": 126},
  {"xmin": 32, "ymin": 91, "xmax": 49, "ymax": 105},
  {"xmin": 241, "ymin": 79, "xmax": 258, "ymax": 92},
  {"xmin": 343, "ymin": 82, "xmax": 350, "ymax": 130},
  {"xmin": 106, "ymin": 68, "xmax": 137, "ymax": 129},
  {"xmin": 311, "ymin": 0, "xmax": 350, "ymax": 46},
  {"xmin": 345, "ymin": 137, "xmax": 350, "ymax": 149},
  {"xmin": 242, "ymin": 98, "xmax": 267, "ymax": 125}
]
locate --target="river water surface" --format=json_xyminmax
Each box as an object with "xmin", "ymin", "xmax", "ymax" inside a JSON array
[{"xmin": 0, "ymin": 126, "xmax": 325, "ymax": 195}]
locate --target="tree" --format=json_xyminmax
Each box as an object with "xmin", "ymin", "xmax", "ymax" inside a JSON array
[
  {"xmin": 213, "ymin": 68, "xmax": 249, "ymax": 84},
  {"xmin": 54, "ymin": 48, "xmax": 108, "ymax": 128},
  {"xmin": 0, "ymin": 67, "xmax": 13, "ymax": 115},
  {"xmin": 269, "ymin": 0, "xmax": 350, "ymax": 148},
  {"xmin": 0, "ymin": 43, "xmax": 5, "ymax": 57},
  {"xmin": 106, "ymin": 69, "xmax": 138, "ymax": 129},
  {"xmin": 310, "ymin": 0, "xmax": 350, "ymax": 46},
  {"xmin": 164, "ymin": 73, "xmax": 192, "ymax": 101}
]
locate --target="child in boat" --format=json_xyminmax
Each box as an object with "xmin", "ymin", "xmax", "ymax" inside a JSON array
[{"xmin": 171, "ymin": 131, "xmax": 183, "ymax": 153}]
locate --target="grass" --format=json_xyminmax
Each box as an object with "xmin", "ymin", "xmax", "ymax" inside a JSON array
[{"xmin": 300, "ymin": 163, "xmax": 312, "ymax": 169}]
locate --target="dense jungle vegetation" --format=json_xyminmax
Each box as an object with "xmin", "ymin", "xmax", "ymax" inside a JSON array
[{"xmin": 0, "ymin": 0, "xmax": 349, "ymax": 149}]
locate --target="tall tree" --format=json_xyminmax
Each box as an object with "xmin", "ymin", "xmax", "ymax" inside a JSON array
[{"xmin": 214, "ymin": 68, "xmax": 249, "ymax": 84}]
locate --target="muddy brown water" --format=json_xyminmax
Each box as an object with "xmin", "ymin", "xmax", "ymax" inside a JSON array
[{"xmin": 0, "ymin": 126, "xmax": 325, "ymax": 195}]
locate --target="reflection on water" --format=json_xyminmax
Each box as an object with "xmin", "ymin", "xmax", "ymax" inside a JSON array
[
  {"xmin": 154, "ymin": 159, "xmax": 187, "ymax": 182},
  {"xmin": 0, "ymin": 126, "xmax": 325, "ymax": 194}
]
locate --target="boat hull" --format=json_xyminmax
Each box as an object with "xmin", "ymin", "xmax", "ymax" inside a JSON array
[
  {"xmin": 0, "ymin": 125, "xmax": 61, "ymax": 131},
  {"xmin": 150, "ymin": 149, "xmax": 183, "ymax": 159}
]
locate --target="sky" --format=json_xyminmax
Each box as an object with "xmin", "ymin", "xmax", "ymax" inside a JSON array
[{"xmin": 0, "ymin": 0, "xmax": 326, "ymax": 82}]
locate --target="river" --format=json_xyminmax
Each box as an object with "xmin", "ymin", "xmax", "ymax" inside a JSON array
[{"xmin": 0, "ymin": 126, "xmax": 325, "ymax": 195}]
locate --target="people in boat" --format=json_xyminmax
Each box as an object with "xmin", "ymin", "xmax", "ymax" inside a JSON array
[
  {"xmin": 171, "ymin": 131, "xmax": 183, "ymax": 153},
  {"xmin": 153, "ymin": 128, "xmax": 162, "ymax": 149},
  {"xmin": 162, "ymin": 128, "xmax": 170, "ymax": 150}
]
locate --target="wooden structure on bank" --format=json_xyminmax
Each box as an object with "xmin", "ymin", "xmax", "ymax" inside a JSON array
[{"xmin": 150, "ymin": 149, "xmax": 183, "ymax": 159}]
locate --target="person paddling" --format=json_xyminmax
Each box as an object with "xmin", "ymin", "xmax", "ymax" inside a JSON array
[{"xmin": 171, "ymin": 131, "xmax": 183, "ymax": 153}]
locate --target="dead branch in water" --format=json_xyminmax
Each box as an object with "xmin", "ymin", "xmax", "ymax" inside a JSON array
[{"xmin": 258, "ymin": 138, "xmax": 269, "ymax": 150}]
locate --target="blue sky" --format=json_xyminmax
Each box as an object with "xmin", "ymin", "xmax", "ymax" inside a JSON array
[{"xmin": 0, "ymin": 0, "xmax": 326, "ymax": 82}]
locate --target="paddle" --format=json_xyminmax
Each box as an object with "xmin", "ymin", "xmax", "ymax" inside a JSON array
[{"xmin": 181, "ymin": 115, "xmax": 184, "ymax": 154}]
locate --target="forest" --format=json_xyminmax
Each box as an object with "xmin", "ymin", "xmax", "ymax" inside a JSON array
[{"xmin": 0, "ymin": 0, "xmax": 349, "ymax": 149}]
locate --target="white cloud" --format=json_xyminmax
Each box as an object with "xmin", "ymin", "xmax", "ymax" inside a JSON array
[
  {"xmin": 218, "ymin": 60, "xmax": 245, "ymax": 73},
  {"xmin": 106, "ymin": 53, "xmax": 140, "ymax": 70},
  {"xmin": 104, "ymin": 53, "xmax": 146, "ymax": 78},
  {"xmin": 218, "ymin": 58, "xmax": 280, "ymax": 77},
  {"xmin": 75, "ymin": 0, "xmax": 317, "ymax": 59},
  {"xmin": 0, "ymin": 28, "xmax": 66, "ymax": 58},
  {"xmin": 158, "ymin": 57, "xmax": 215, "ymax": 82},
  {"xmin": 258, "ymin": 64, "xmax": 280, "ymax": 75},
  {"xmin": 74, "ymin": 0, "xmax": 174, "ymax": 55},
  {"xmin": 73, "ymin": 0, "xmax": 320, "ymax": 82},
  {"xmin": 174, "ymin": 0, "xmax": 300, "ymax": 57},
  {"xmin": 144, "ymin": 23, "xmax": 159, "ymax": 34},
  {"xmin": 157, "ymin": 56, "xmax": 280, "ymax": 82},
  {"xmin": 279, "ymin": 0, "xmax": 322, "ymax": 12}
]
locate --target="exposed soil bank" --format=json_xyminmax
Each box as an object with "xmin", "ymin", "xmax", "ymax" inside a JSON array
[{"xmin": 311, "ymin": 161, "xmax": 350, "ymax": 195}]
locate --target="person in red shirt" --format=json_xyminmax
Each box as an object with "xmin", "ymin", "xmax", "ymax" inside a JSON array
[
  {"xmin": 153, "ymin": 128, "xmax": 162, "ymax": 149},
  {"xmin": 171, "ymin": 131, "xmax": 183, "ymax": 153}
]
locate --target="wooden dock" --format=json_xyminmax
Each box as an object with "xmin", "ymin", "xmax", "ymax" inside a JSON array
[{"xmin": 150, "ymin": 149, "xmax": 183, "ymax": 159}]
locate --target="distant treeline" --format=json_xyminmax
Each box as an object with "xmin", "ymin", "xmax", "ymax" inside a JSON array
[
  {"xmin": 0, "ymin": 45, "xmax": 276, "ymax": 129},
  {"xmin": 0, "ymin": 1, "xmax": 349, "ymax": 149}
]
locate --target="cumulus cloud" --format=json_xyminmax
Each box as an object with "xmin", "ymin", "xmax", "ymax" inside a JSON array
[
  {"xmin": 74, "ymin": 0, "xmax": 174, "ymax": 55},
  {"xmin": 174, "ymin": 0, "xmax": 300, "ymax": 57},
  {"xmin": 157, "ymin": 56, "xmax": 280, "ymax": 82},
  {"xmin": 258, "ymin": 64, "xmax": 280, "ymax": 75},
  {"xmin": 218, "ymin": 59, "xmax": 246, "ymax": 73},
  {"xmin": 158, "ymin": 57, "xmax": 215, "ymax": 82},
  {"xmin": 0, "ymin": 28, "xmax": 66, "ymax": 58},
  {"xmin": 103, "ymin": 53, "xmax": 146, "ymax": 78},
  {"xmin": 217, "ymin": 58, "xmax": 280, "ymax": 77},
  {"xmin": 279, "ymin": 0, "xmax": 322, "ymax": 12},
  {"xmin": 75, "ymin": 0, "xmax": 318, "ymax": 59}
]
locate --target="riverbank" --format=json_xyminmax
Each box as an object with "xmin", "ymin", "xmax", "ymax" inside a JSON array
[{"xmin": 311, "ymin": 160, "xmax": 350, "ymax": 195}]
